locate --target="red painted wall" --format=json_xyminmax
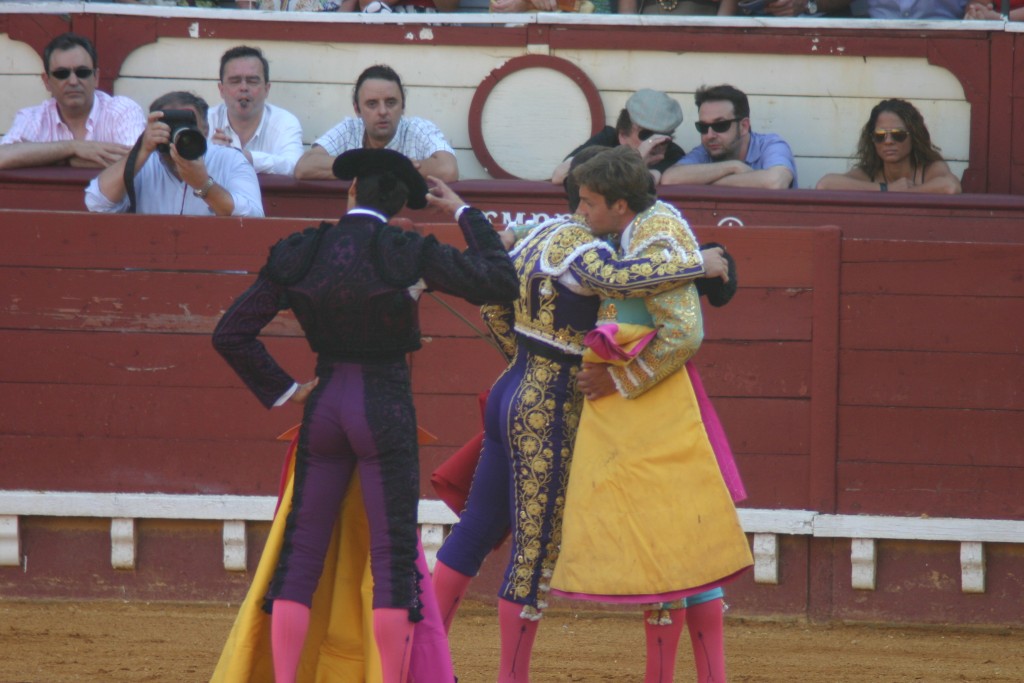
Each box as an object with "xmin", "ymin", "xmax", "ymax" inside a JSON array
[{"xmin": 1, "ymin": 207, "xmax": 1021, "ymax": 624}]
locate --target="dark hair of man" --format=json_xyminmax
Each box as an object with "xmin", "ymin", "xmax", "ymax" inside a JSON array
[
  {"xmin": 219, "ymin": 45, "xmax": 270, "ymax": 83},
  {"xmin": 614, "ymin": 108, "xmax": 634, "ymax": 137},
  {"xmin": 694, "ymin": 84, "xmax": 750, "ymax": 121},
  {"xmin": 355, "ymin": 172, "xmax": 410, "ymax": 218},
  {"xmin": 149, "ymin": 91, "xmax": 210, "ymax": 120},
  {"xmin": 353, "ymin": 64, "xmax": 405, "ymax": 108},
  {"xmin": 854, "ymin": 98, "xmax": 945, "ymax": 182},
  {"xmin": 572, "ymin": 146, "xmax": 655, "ymax": 214},
  {"xmin": 43, "ymin": 33, "xmax": 97, "ymax": 73},
  {"xmin": 565, "ymin": 145, "xmax": 612, "ymax": 212}
]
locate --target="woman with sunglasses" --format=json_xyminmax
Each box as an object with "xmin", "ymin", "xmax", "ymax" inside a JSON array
[{"xmin": 815, "ymin": 98, "xmax": 962, "ymax": 194}]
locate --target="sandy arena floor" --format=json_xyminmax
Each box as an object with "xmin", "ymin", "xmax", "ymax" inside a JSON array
[{"xmin": 2, "ymin": 599, "xmax": 1022, "ymax": 682}]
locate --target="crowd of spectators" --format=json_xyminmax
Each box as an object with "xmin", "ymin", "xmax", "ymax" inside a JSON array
[
  {"xmin": 0, "ymin": 34, "xmax": 462, "ymax": 215},
  {"xmin": 0, "ymin": 29, "xmax": 977, "ymax": 213}
]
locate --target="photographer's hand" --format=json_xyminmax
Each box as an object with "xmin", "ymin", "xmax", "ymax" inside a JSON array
[
  {"xmin": 170, "ymin": 145, "xmax": 235, "ymax": 217},
  {"xmin": 93, "ymin": 111, "xmax": 167, "ymax": 206}
]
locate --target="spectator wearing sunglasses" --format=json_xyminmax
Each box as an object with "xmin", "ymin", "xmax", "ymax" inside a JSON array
[
  {"xmin": 0, "ymin": 33, "xmax": 145, "ymax": 171},
  {"xmin": 660, "ymin": 84, "xmax": 797, "ymax": 189},
  {"xmin": 551, "ymin": 89, "xmax": 687, "ymax": 186},
  {"xmin": 815, "ymin": 99, "xmax": 961, "ymax": 194}
]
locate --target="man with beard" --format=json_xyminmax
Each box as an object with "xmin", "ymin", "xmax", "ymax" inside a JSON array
[
  {"xmin": 207, "ymin": 45, "xmax": 304, "ymax": 176},
  {"xmin": 660, "ymin": 83, "xmax": 797, "ymax": 189},
  {"xmin": 294, "ymin": 64, "xmax": 459, "ymax": 182}
]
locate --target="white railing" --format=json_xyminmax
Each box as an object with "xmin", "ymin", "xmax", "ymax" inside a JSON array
[{"xmin": 1, "ymin": 490, "xmax": 1022, "ymax": 595}]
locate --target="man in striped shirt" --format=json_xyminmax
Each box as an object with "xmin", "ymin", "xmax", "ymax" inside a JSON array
[{"xmin": 0, "ymin": 33, "xmax": 146, "ymax": 170}]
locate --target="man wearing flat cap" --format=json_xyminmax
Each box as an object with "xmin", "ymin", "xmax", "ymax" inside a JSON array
[
  {"xmin": 212, "ymin": 148, "xmax": 517, "ymax": 683},
  {"xmin": 661, "ymin": 83, "xmax": 798, "ymax": 189},
  {"xmin": 551, "ymin": 89, "xmax": 687, "ymax": 185}
]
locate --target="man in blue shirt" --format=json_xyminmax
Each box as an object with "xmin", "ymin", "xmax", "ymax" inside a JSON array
[{"xmin": 661, "ymin": 84, "xmax": 797, "ymax": 190}]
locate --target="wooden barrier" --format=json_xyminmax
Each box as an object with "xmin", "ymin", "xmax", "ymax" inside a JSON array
[
  {"xmin": 3, "ymin": 167, "xmax": 1024, "ymax": 243},
  {"xmin": 1, "ymin": 207, "xmax": 1021, "ymax": 623}
]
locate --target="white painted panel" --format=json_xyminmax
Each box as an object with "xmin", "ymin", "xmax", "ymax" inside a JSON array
[
  {"xmin": 119, "ymin": 37, "xmax": 521, "ymax": 89},
  {"xmin": 0, "ymin": 76, "xmax": 51, "ymax": 139},
  {"xmin": 960, "ymin": 541, "xmax": 985, "ymax": 594},
  {"xmin": 752, "ymin": 533, "xmax": 780, "ymax": 585},
  {"xmin": 223, "ymin": 520, "xmax": 248, "ymax": 572},
  {"xmin": 555, "ymin": 51, "xmax": 965, "ymax": 101},
  {"xmin": 419, "ymin": 499, "xmax": 460, "ymax": 525},
  {"xmin": 737, "ymin": 508, "xmax": 816, "ymax": 534},
  {"xmin": 850, "ymin": 538, "xmax": 877, "ymax": 590},
  {"xmin": 814, "ymin": 515, "xmax": 1024, "ymax": 544},
  {"xmin": 479, "ymin": 66, "xmax": 595, "ymax": 180},
  {"xmin": 110, "ymin": 517, "xmax": 137, "ymax": 570},
  {"xmin": 0, "ymin": 34, "xmax": 42, "ymax": 72},
  {"xmin": 0, "ymin": 516, "xmax": 19, "ymax": 567}
]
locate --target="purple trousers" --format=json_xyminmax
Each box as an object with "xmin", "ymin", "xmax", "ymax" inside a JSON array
[{"xmin": 265, "ymin": 358, "xmax": 422, "ymax": 617}]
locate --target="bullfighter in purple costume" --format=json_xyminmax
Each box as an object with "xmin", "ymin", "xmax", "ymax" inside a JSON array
[{"xmin": 212, "ymin": 148, "xmax": 518, "ymax": 683}]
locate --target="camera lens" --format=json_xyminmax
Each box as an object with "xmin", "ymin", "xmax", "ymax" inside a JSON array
[{"xmin": 173, "ymin": 129, "xmax": 207, "ymax": 161}]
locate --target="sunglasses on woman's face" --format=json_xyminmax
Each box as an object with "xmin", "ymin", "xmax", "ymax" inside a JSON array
[
  {"xmin": 872, "ymin": 128, "xmax": 909, "ymax": 144},
  {"xmin": 49, "ymin": 67, "xmax": 95, "ymax": 81}
]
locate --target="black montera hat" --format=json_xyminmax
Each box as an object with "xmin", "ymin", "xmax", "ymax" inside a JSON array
[
  {"xmin": 696, "ymin": 242, "xmax": 738, "ymax": 307},
  {"xmin": 331, "ymin": 148, "xmax": 429, "ymax": 209}
]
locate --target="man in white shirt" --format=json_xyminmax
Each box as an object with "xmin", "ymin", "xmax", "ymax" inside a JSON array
[
  {"xmin": 0, "ymin": 32, "xmax": 146, "ymax": 170},
  {"xmin": 294, "ymin": 64, "xmax": 458, "ymax": 182},
  {"xmin": 207, "ymin": 46, "xmax": 304, "ymax": 176},
  {"xmin": 85, "ymin": 91, "xmax": 263, "ymax": 217}
]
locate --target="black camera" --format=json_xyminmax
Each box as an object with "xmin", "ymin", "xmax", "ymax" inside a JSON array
[{"xmin": 157, "ymin": 109, "xmax": 207, "ymax": 161}]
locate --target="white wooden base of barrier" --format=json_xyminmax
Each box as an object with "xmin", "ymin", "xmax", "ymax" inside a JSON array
[{"xmin": 0, "ymin": 491, "xmax": 1021, "ymax": 596}]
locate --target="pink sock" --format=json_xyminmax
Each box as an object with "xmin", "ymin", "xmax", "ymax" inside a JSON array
[
  {"xmin": 643, "ymin": 609, "xmax": 686, "ymax": 683},
  {"xmin": 373, "ymin": 607, "xmax": 415, "ymax": 683},
  {"xmin": 409, "ymin": 541, "xmax": 456, "ymax": 682},
  {"xmin": 497, "ymin": 598, "xmax": 539, "ymax": 683},
  {"xmin": 686, "ymin": 599, "xmax": 726, "ymax": 683},
  {"xmin": 432, "ymin": 560, "xmax": 473, "ymax": 634},
  {"xmin": 270, "ymin": 599, "xmax": 311, "ymax": 683}
]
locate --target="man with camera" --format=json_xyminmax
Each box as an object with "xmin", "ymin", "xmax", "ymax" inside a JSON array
[
  {"xmin": 660, "ymin": 84, "xmax": 798, "ymax": 189},
  {"xmin": 85, "ymin": 91, "xmax": 263, "ymax": 216},
  {"xmin": 0, "ymin": 32, "xmax": 146, "ymax": 170}
]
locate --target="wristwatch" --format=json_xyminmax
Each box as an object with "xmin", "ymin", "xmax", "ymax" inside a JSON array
[
  {"xmin": 193, "ymin": 177, "xmax": 215, "ymax": 199},
  {"xmin": 806, "ymin": 0, "xmax": 818, "ymax": 13}
]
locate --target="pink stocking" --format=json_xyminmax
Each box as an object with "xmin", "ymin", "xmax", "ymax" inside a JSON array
[
  {"xmin": 271, "ymin": 599, "xmax": 311, "ymax": 683},
  {"xmin": 409, "ymin": 542, "xmax": 456, "ymax": 683},
  {"xmin": 497, "ymin": 598, "xmax": 539, "ymax": 683},
  {"xmin": 432, "ymin": 560, "xmax": 473, "ymax": 634},
  {"xmin": 643, "ymin": 609, "xmax": 686, "ymax": 683},
  {"xmin": 374, "ymin": 607, "xmax": 415, "ymax": 683},
  {"xmin": 686, "ymin": 599, "xmax": 726, "ymax": 683}
]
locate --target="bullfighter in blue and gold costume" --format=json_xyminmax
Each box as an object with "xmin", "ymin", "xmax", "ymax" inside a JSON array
[{"xmin": 432, "ymin": 146, "xmax": 724, "ymax": 682}]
